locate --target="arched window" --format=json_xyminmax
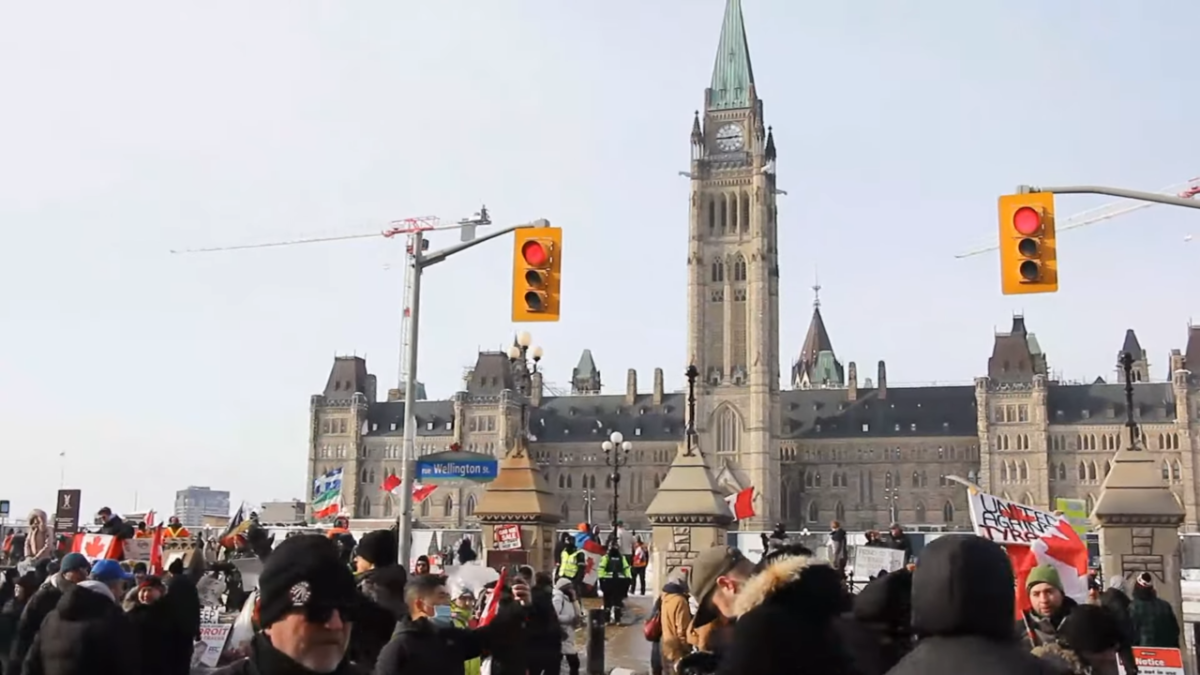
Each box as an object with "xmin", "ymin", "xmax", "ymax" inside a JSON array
[
  {"xmin": 359, "ymin": 496, "xmax": 372, "ymax": 517},
  {"xmin": 560, "ymin": 500, "xmax": 570, "ymax": 522},
  {"xmin": 912, "ymin": 471, "xmax": 920, "ymax": 488},
  {"xmin": 1173, "ymin": 460, "xmax": 1182, "ymax": 482},
  {"xmin": 558, "ymin": 475, "xmax": 565, "ymax": 489},
  {"xmin": 807, "ymin": 501, "xmax": 819, "ymax": 523},
  {"xmin": 567, "ymin": 475, "xmax": 573, "ymax": 489},
  {"xmin": 714, "ymin": 406, "xmax": 742, "ymax": 454},
  {"xmin": 1085, "ymin": 494, "xmax": 1095, "ymax": 515},
  {"xmin": 1078, "ymin": 462, "xmax": 1087, "ymax": 481},
  {"xmin": 920, "ymin": 471, "xmax": 928, "ymax": 488},
  {"xmin": 1020, "ymin": 461, "xmax": 1029, "ymax": 482},
  {"xmin": 1088, "ymin": 462, "xmax": 1097, "ymax": 481},
  {"xmin": 885, "ymin": 472, "xmax": 893, "ymax": 489},
  {"xmin": 368, "ymin": 469, "xmax": 376, "ymax": 486},
  {"xmin": 1023, "ymin": 492, "xmax": 1035, "ymax": 507},
  {"xmin": 1001, "ymin": 462, "xmax": 1010, "ymax": 483},
  {"xmin": 942, "ymin": 501, "xmax": 955, "ymax": 523},
  {"xmin": 361, "ymin": 468, "xmax": 369, "ymax": 484},
  {"xmin": 914, "ymin": 502, "xmax": 926, "ymax": 524},
  {"xmin": 814, "ymin": 472, "xmax": 822, "ymax": 487},
  {"xmin": 420, "ymin": 498, "xmax": 431, "ymax": 517},
  {"xmin": 804, "ymin": 471, "xmax": 813, "ymax": 488},
  {"xmin": 707, "ymin": 197, "xmax": 716, "ymax": 232},
  {"xmin": 383, "ymin": 496, "xmax": 393, "ymax": 517},
  {"xmin": 1057, "ymin": 463, "xmax": 1067, "ymax": 481},
  {"xmin": 733, "ymin": 255, "xmax": 747, "ymax": 282},
  {"xmin": 442, "ymin": 495, "xmax": 454, "ymax": 518},
  {"xmin": 1162, "ymin": 461, "xmax": 1171, "ymax": 481},
  {"xmin": 711, "ymin": 259, "xmax": 725, "ymax": 282},
  {"xmin": 466, "ymin": 494, "xmax": 477, "ymax": 517},
  {"xmin": 834, "ymin": 501, "xmax": 846, "ymax": 523}
]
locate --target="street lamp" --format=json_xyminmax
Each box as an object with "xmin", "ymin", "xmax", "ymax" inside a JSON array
[
  {"xmin": 883, "ymin": 487, "xmax": 900, "ymax": 526},
  {"xmin": 506, "ymin": 332, "xmax": 543, "ymax": 457},
  {"xmin": 602, "ymin": 431, "xmax": 633, "ymax": 527}
]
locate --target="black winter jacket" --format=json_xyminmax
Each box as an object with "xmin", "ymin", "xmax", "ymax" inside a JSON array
[
  {"xmin": 347, "ymin": 566, "xmax": 406, "ymax": 670},
  {"xmin": 9, "ymin": 576, "xmax": 70, "ymax": 674},
  {"xmin": 127, "ymin": 600, "xmax": 179, "ymax": 675},
  {"xmin": 22, "ymin": 585, "xmax": 138, "ymax": 675},
  {"xmin": 213, "ymin": 634, "xmax": 365, "ymax": 675},
  {"xmin": 885, "ymin": 535, "xmax": 1061, "ymax": 675}
]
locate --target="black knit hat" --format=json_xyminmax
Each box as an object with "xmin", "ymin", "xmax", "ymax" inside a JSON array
[
  {"xmin": 1059, "ymin": 604, "xmax": 1122, "ymax": 654},
  {"xmin": 258, "ymin": 534, "xmax": 359, "ymax": 627},
  {"xmin": 355, "ymin": 530, "xmax": 398, "ymax": 567}
]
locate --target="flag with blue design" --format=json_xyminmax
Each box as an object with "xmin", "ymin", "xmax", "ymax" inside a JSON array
[{"xmin": 313, "ymin": 468, "xmax": 344, "ymax": 520}]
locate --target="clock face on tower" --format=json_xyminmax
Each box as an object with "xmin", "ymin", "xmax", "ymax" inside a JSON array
[{"xmin": 715, "ymin": 123, "xmax": 745, "ymax": 152}]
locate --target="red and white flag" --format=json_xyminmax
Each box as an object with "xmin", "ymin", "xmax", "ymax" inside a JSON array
[
  {"xmin": 380, "ymin": 475, "xmax": 438, "ymax": 503},
  {"xmin": 71, "ymin": 533, "xmax": 122, "ymax": 562},
  {"xmin": 967, "ymin": 489, "xmax": 1089, "ymax": 618},
  {"xmin": 724, "ymin": 487, "xmax": 756, "ymax": 521}
]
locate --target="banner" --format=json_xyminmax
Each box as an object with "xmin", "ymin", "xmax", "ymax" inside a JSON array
[
  {"xmin": 851, "ymin": 546, "xmax": 907, "ymax": 581},
  {"xmin": 71, "ymin": 533, "xmax": 121, "ymax": 562},
  {"xmin": 967, "ymin": 489, "xmax": 1089, "ymax": 616},
  {"xmin": 122, "ymin": 538, "xmax": 154, "ymax": 562}
]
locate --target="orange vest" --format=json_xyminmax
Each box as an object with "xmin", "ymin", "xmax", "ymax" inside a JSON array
[
  {"xmin": 165, "ymin": 525, "xmax": 190, "ymax": 538},
  {"xmin": 326, "ymin": 527, "xmax": 349, "ymax": 538}
]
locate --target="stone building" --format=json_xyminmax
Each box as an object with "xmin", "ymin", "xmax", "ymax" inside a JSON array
[{"xmin": 305, "ymin": 0, "xmax": 1200, "ymax": 533}]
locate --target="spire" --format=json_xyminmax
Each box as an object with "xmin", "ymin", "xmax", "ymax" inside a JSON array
[
  {"xmin": 764, "ymin": 126, "xmax": 776, "ymax": 161},
  {"xmin": 571, "ymin": 349, "xmax": 601, "ymax": 394},
  {"xmin": 792, "ymin": 281, "xmax": 842, "ymax": 389},
  {"xmin": 812, "ymin": 270, "xmax": 822, "ymax": 309},
  {"xmin": 708, "ymin": 0, "xmax": 756, "ymax": 111},
  {"xmin": 690, "ymin": 110, "xmax": 703, "ymax": 144},
  {"xmin": 1121, "ymin": 328, "xmax": 1145, "ymax": 359}
]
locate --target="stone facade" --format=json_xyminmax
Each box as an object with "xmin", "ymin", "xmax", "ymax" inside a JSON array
[{"xmin": 304, "ymin": 1, "xmax": 1200, "ymax": 534}]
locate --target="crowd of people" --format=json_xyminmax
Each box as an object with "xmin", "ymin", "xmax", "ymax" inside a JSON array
[{"xmin": 643, "ymin": 521, "xmax": 1183, "ymax": 675}]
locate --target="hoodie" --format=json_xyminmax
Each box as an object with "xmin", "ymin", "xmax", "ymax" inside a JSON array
[
  {"xmin": 885, "ymin": 535, "xmax": 1061, "ymax": 675},
  {"xmin": 23, "ymin": 511, "xmax": 52, "ymax": 563},
  {"xmin": 22, "ymin": 583, "xmax": 139, "ymax": 675},
  {"xmin": 717, "ymin": 555, "xmax": 853, "ymax": 675}
]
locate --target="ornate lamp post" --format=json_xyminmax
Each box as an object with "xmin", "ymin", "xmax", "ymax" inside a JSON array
[
  {"xmin": 884, "ymin": 487, "xmax": 900, "ymax": 525},
  {"xmin": 602, "ymin": 431, "xmax": 633, "ymax": 527},
  {"xmin": 506, "ymin": 331, "xmax": 543, "ymax": 457}
]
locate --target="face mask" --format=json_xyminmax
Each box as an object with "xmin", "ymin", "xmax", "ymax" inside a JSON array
[{"xmin": 431, "ymin": 604, "xmax": 454, "ymax": 626}]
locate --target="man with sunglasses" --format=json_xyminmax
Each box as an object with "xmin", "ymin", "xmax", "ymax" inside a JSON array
[{"xmin": 214, "ymin": 534, "xmax": 363, "ymax": 675}]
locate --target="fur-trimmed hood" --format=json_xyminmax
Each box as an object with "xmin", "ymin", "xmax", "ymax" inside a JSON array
[
  {"xmin": 732, "ymin": 554, "xmax": 844, "ymax": 618},
  {"xmin": 1031, "ymin": 643, "xmax": 1087, "ymax": 674}
]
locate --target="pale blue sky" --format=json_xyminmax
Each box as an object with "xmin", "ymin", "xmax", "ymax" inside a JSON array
[{"xmin": 1, "ymin": 1, "xmax": 1196, "ymax": 519}]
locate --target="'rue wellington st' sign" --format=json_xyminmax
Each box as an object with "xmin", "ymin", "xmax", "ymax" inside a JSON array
[{"xmin": 415, "ymin": 450, "xmax": 499, "ymax": 485}]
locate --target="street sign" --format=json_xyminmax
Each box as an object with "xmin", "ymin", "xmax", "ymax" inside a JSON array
[
  {"xmin": 54, "ymin": 489, "xmax": 82, "ymax": 533},
  {"xmin": 415, "ymin": 450, "xmax": 499, "ymax": 485},
  {"xmin": 0, "ymin": 501, "xmax": 9, "ymax": 516}
]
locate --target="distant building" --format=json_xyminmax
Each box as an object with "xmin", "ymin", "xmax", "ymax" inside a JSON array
[
  {"xmin": 259, "ymin": 499, "xmax": 306, "ymax": 524},
  {"xmin": 173, "ymin": 486, "xmax": 230, "ymax": 528}
]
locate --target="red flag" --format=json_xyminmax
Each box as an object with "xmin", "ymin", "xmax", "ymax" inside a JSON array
[
  {"xmin": 724, "ymin": 487, "xmax": 756, "ymax": 520},
  {"xmin": 149, "ymin": 524, "xmax": 165, "ymax": 576},
  {"xmin": 71, "ymin": 533, "xmax": 121, "ymax": 561},
  {"xmin": 479, "ymin": 567, "xmax": 508, "ymax": 627},
  {"xmin": 381, "ymin": 475, "xmax": 438, "ymax": 503},
  {"xmin": 145, "ymin": 510, "xmax": 157, "ymax": 528}
]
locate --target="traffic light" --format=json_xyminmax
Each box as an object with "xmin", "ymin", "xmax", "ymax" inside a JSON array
[
  {"xmin": 998, "ymin": 192, "xmax": 1058, "ymax": 295},
  {"xmin": 512, "ymin": 226, "xmax": 562, "ymax": 322}
]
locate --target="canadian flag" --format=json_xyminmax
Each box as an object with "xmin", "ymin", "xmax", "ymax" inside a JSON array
[
  {"xmin": 724, "ymin": 487, "xmax": 756, "ymax": 521},
  {"xmin": 576, "ymin": 535, "xmax": 608, "ymax": 586},
  {"xmin": 71, "ymin": 533, "xmax": 122, "ymax": 562},
  {"xmin": 1008, "ymin": 517, "xmax": 1090, "ymax": 617},
  {"xmin": 380, "ymin": 475, "xmax": 438, "ymax": 503}
]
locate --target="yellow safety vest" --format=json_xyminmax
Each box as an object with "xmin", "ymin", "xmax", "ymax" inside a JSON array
[
  {"xmin": 598, "ymin": 555, "xmax": 631, "ymax": 579},
  {"xmin": 559, "ymin": 549, "xmax": 579, "ymax": 578}
]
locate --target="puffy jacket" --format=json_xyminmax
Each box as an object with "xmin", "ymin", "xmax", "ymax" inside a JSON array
[{"xmin": 22, "ymin": 582, "xmax": 139, "ymax": 675}]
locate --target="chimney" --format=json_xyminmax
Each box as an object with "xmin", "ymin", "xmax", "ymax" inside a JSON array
[
  {"xmin": 531, "ymin": 371, "xmax": 544, "ymax": 407},
  {"xmin": 652, "ymin": 368, "xmax": 665, "ymax": 405},
  {"xmin": 625, "ymin": 369, "xmax": 638, "ymax": 406},
  {"xmin": 387, "ymin": 388, "xmax": 403, "ymax": 402},
  {"xmin": 847, "ymin": 362, "xmax": 858, "ymax": 401},
  {"xmin": 877, "ymin": 360, "xmax": 888, "ymax": 399},
  {"xmin": 364, "ymin": 374, "xmax": 378, "ymax": 403}
]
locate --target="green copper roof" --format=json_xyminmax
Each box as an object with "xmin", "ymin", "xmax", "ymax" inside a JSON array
[{"xmin": 709, "ymin": 0, "xmax": 756, "ymax": 111}]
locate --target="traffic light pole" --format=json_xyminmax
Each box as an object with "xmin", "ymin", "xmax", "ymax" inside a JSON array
[
  {"xmin": 396, "ymin": 219, "xmax": 548, "ymax": 568},
  {"xmin": 1020, "ymin": 185, "xmax": 1200, "ymax": 211}
]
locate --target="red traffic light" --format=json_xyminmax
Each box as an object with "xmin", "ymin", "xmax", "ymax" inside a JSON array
[
  {"xmin": 521, "ymin": 240, "xmax": 550, "ymax": 267},
  {"xmin": 1012, "ymin": 206, "xmax": 1042, "ymax": 236}
]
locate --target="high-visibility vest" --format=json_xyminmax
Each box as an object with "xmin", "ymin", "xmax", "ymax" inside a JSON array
[
  {"xmin": 165, "ymin": 526, "xmax": 190, "ymax": 538},
  {"xmin": 559, "ymin": 549, "xmax": 579, "ymax": 578},
  {"xmin": 598, "ymin": 555, "xmax": 631, "ymax": 579}
]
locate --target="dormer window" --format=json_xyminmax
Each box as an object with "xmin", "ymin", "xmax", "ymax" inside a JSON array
[
  {"xmin": 445, "ymin": 421, "xmax": 452, "ymax": 430},
  {"xmin": 371, "ymin": 423, "xmax": 378, "ymax": 432},
  {"xmin": 635, "ymin": 428, "xmax": 642, "ymax": 436},
  {"xmin": 426, "ymin": 421, "xmax": 434, "ymax": 430},
  {"xmin": 390, "ymin": 423, "xmax": 397, "ymax": 431}
]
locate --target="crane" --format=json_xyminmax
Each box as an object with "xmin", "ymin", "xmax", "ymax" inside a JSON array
[
  {"xmin": 955, "ymin": 177, "xmax": 1200, "ymax": 259},
  {"xmin": 171, "ymin": 206, "xmax": 493, "ymax": 390}
]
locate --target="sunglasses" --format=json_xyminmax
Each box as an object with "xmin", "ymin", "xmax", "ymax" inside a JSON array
[{"xmin": 300, "ymin": 602, "xmax": 358, "ymax": 625}]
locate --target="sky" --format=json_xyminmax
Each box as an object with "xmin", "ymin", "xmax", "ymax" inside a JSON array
[{"xmin": 1, "ymin": 1, "xmax": 1197, "ymax": 521}]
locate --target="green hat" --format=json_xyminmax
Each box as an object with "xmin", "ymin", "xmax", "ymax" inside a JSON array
[{"xmin": 1026, "ymin": 564, "xmax": 1063, "ymax": 592}]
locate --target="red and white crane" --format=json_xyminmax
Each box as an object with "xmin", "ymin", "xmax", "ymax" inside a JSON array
[
  {"xmin": 955, "ymin": 177, "xmax": 1200, "ymax": 259},
  {"xmin": 171, "ymin": 206, "xmax": 491, "ymax": 390}
]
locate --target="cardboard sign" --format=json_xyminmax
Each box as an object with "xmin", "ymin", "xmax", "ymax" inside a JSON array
[
  {"xmin": 493, "ymin": 524, "xmax": 522, "ymax": 551},
  {"xmin": 122, "ymin": 538, "xmax": 153, "ymax": 562},
  {"xmin": 1117, "ymin": 647, "xmax": 1183, "ymax": 675},
  {"xmin": 850, "ymin": 546, "xmax": 907, "ymax": 581},
  {"xmin": 969, "ymin": 491, "xmax": 1061, "ymax": 545}
]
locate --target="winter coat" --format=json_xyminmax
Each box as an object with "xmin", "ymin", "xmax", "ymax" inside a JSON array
[
  {"xmin": 213, "ymin": 634, "xmax": 365, "ymax": 675},
  {"xmin": 9, "ymin": 574, "xmax": 74, "ymax": 673},
  {"xmin": 23, "ymin": 512, "xmax": 52, "ymax": 563},
  {"xmin": 1019, "ymin": 597, "xmax": 1079, "ymax": 649},
  {"xmin": 97, "ymin": 516, "xmax": 133, "ymax": 540},
  {"xmin": 659, "ymin": 582, "xmax": 693, "ymax": 663},
  {"xmin": 551, "ymin": 588, "xmax": 582, "ymax": 656},
  {"xmin": 22, "ymin": 583, "xmax": 139, "ymax": 675},
  {"xmin": 348, "ymin": 567, "xmax": 406, "ymax": 670},
  {"xmin": 0, "ymin": 595, "xmax": 28, "ymax": 670},
  {"xmin": 885, "ymin": 534, "xmax": 1062, "ymax": 675},
  {"xmin": 127, "ymin": 599, "xmax": 177, "ymax": 675},
  {"xmin": 374, "ymin": 613, "xmax": 517, "ymax": 675},
  {"xmin": 828, "ymin": 528, "xmax": 848, "ymax": 568},
  {"xmin": 886, "ymin": 532, "xmax": 913, "ymax": 560},
  {"xmin": 836, "ymin": 568, "xmax": 914, "ymax": 675},
  {"xmin": 716, "ymin": 554, "xmax": 856, "ymax": 675},
  {"xmin": 1129, "ymin": 585, "xmax": 1180, "ymax": 649}
]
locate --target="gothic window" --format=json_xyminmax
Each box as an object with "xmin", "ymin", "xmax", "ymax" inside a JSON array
[
  {"xmin": 368, "ymin": 469, "xmax": 376, "ymax": 486},
  {"xmin": 383, "ymin": 495, "xmax": 393, "ymax": 517},
  {"xmin": 1018, "ymin": 405, "xmax": 1028, "ymax": 422},
  {"xmin": 1085, "ymin": 494, "xmax": 1095, "ymax": 515},
  {"xmin": 739, "ymin": 190, "xmax": 751, "ymax": 232},
  {"xmin": 713, "ymin": 406, "xmax": 742, "ymax": 454},
  {"xmin": 733, "ymin": 255, "xmax": 747, "ymax": 282},
  {"xmin": 806, "ymin": 501, "xmax": 819, "ymax": 523},
  {"xmin": 885, "ymin": 472, "xmax": 893, "ymax": 489},
  {"xmin": 567, "ymin": 475, "xmax": 573, "ymax": 489},
  {"xmin": 834, "ymin": 501, "xmax": 846, "ymax": 523},
  {"xmin": 939, "ymin": 474, "xmax": 946, "ymax": 487},
  {"xmin": 1173, "ymin": 460, "xmax": 1182, "ymax": 482},
  {"xmin": 442, "ymin": 495, "xmax": 454, "ymax": 518},
  {"xmin": 942, "ymin": 501, "xmax": 955, "ymax": 523},
  {"xmin": 719, "ymin": 193, "xmax": 729, "ymax": 233},
  {"xmin": 911, "ymin": 471, "xmax": 919, "ymax": 488},
  {"xmin": 711, "ymin": 259, "xmax": 725, "ymax": 283},
  {"xmin": 322, "ymin": 420, "xmax": 330, "ymax": 434},
  {"xmin": 707, "ymin": 197, "xmax": 716, "ymax": 233},
  {"xmin": 1078, "ymin": 461, "xmax": 1086, "ymax": 481},
  {"xmin": 558, "ymin": 475, "xmax": 565, "ymax": 489},
  {"xmin": 814, "ymin": 472, "xmax": 822, "ymax": 488},
  {"xmin": 420, "ymin": 498, "xmax": 430, "ymax": 518},
  {"xmin": 938, "ymin": 447, "xmax": 945, "ymax": 459},
  {"xmin": 1019, "ymin": 461, "xmax": 1028, "ymax": 482},
  {"xmin": 1087, "ymin": 462, "xmax": 1097, "ymax": 482},
  {"xmin": 653, "ymin": 474, "xmax": 660, "ymax": 489},
  {"xmin": 1172, "ymin": 433, "xmax": 1181, "ymax": 450},
  {"xmin": 361, "ymin": 468, "xmax": 369, "ymax": 484},
  {"xmin": 339, "ymin": 419, "xmax": 347, "ymax": 434},
  {"xmin": 466, "ymin": 494, "xmax": 477, "ymax": 517},
  {"xmin": 893, "ymin": 471, "xmax": 901, "ymax": 488},
  {"xmin": 1023, "ymin": 492, "xmax": 1035, "ymax": 507},
  {"xmin": 359, "ymin": 496, "xmax": 371, "ymax": 517},
  {"xmin": 914, "ymin": 502, "xmax": 926, "ymax": 524},
  {"xmin": 1001, "ymin": 462, "xmax": 1009, "ymax": 483},
  {"xmin": 1162, "ymin": 461, "xmax": 1170, "ymax": 481},
  {"xmin": 920, "ymin": 471, "xmax": 928, "ymax": 488},
  {"xmin": 560, "ymin": 500, "xmax": 570, "ymax": 522},
  {"xmin": 1057, "ymin": 462, "xmax": 1067, "ymax": 481}
]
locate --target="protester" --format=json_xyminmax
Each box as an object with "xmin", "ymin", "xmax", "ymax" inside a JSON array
[
  {"xmin": 10, "ymin": 553, "xmax": 91, "ymax": 672},
  {"xmin": 213, "ymin": 534, "xmax": 360, "ymax": 674},
  {"xmin": 885, "ymin": 524, "xmax": 912, "ymax": 560},
  {"xmin": 598, "ymin": 545, "xmax": 631, "ymax": 624},
  {"xmin": 716, "ymin": 543, "xmax": 851, "ymax": 675},
  {"xmin": 126, "ymin": 577, "xmax": 178, "ymax": 675},
  {"xmin": 631, "ymin": 539, "xmax": 650, "ymax": 595},
  {"xmin": 349, "ymin": 530, "xmax": 406, "ymax": 670},
  {"xmin": 95, "ymin": 508, "xmax": 134, "ymax": 539},
  {"xmin": 1031, "ymin": 604, "xmax": 1123, "ymax": 675},
  {"xmin": 162, "ymin": 557, "xmax": 202, "ymax": 675},
  {"xmin": 659, "ymin": 576, "xmax": 693, "ymax": 671},
  {"xmin": 1020, "ymin": 564, "xmax": 1078, "ymax": 649},
  {"xmin": 22, "ymin": 570, "xmax": 139, "ymax": 675},
  {"xmin": 1129, "ymin": 572, "xmax": 1180, "ymax": 648},
  {"xmin": 413, "ymin": 556, "xmax": 431, "ymax": 575},
  {"xmin": 828, "ymin": 520, "xmax": 848, "ymax": 576},
  {"xmin": 1099, "ymin": 587, "xmax": 1140, "ymax": 675},
  {"xmin": 886, "ymin": 534, "xmax": 1061, "ymax": 675},
  {"xmin": 22, "ymin": 512, "xmax": 52, "ymax": 565},
  {"xmin": 687, "ymin": 546, "xmax": 754, "ymax": 661},
  {"xmin": 526, "ymin": 573, "xmax": 563, "ymax": 675},
  {"xmin": 0, "ymin": 573, "xmax": 38, "ymax": 675},
  {"xmin": 837, "ymin": 567, "xmax": 913, "ymax": 675},
  {"xmin": 552, "ymin": 578, "xmax": 582, "ymax": 675}
]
